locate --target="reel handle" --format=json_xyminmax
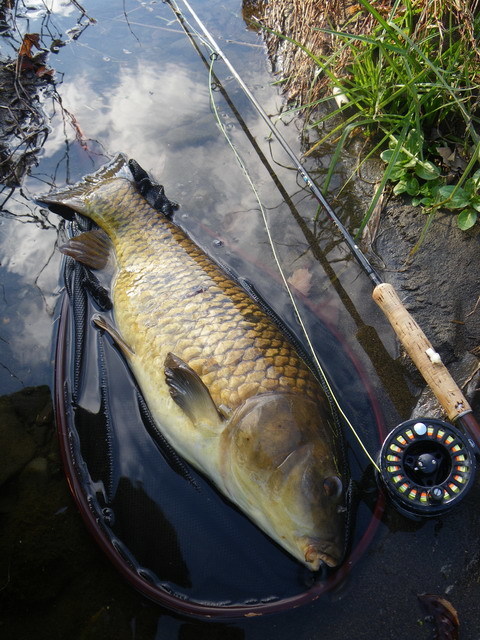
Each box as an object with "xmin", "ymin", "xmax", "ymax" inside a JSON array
[{"xmin": 372, "ymin": 283, "xmax": 480, "ymax": 448}]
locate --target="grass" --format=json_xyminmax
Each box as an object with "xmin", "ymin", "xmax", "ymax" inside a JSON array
[{"xmin": 265, "ymin": 0, "xmax": 480, "ymax": 235}]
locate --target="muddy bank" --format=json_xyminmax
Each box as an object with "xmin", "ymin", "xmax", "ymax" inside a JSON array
[
  {"xmin": 373, "ymin": 201, "xmax": 480, "ymax": 417},
  {"xmin": 375, "ymin": 204, "xmax": 480, "ymax": 363}
]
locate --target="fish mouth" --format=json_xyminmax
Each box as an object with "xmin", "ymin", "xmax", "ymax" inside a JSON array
[{"xmin": 303, "ymin": 540, "xmax": 340, "ymax": 570}]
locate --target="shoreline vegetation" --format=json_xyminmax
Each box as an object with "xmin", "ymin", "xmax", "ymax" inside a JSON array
[{"xmin": 247, "ymin": 0, "xmax": 480, "ymax": 234}]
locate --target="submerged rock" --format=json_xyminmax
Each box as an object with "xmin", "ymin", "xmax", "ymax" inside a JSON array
[
  {"xmin": 0, "ymin": 385, "xmax": 55, "ymax": 487},
  {"xmin": 0, "ymin": 393, "xmax": 36, "ymax": 487}
]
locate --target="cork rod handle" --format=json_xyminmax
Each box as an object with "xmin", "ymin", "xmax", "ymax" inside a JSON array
[{"xmin": 372, "ymin": 282, "xmax": 471, "ymax": 422}]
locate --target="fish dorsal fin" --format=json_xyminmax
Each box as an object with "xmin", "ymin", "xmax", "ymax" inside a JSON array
[
  {"xmin": 165, "ymin": 353, "xmax": 224, "ymax": 430},
  {"xmin": 60, "ymin": 229, "xmax": 112, "ymax": 270}
]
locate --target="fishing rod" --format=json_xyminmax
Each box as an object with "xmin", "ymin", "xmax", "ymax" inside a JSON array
[
  {"xmin": 167, "ymin": 0, "xmax": 480, "ymax": 519},
  {"xmin": 172, "ymin": 5, "xmax": 413, "ymax": 419}
]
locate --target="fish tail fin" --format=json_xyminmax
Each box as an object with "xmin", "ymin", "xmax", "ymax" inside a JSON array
[{"xmin": 35, "ymin": 153, "xmax": 130, "ymax": 218}]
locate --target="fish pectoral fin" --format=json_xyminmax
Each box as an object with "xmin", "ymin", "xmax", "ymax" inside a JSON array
[
  {"xmin": 60, "ymin": 229, "xmax": 112, "ymax": 270},
  {"xmin": 165, "ymin": 353, "xmax": 223, "ymax": 429},
  {"xmin": 92, "ymin": 314, "xmax": 135, "ymax": 358}
]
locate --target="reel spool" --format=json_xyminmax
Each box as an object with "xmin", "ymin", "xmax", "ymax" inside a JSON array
[{"xmin": 378, "ymin": 418, "xmax": 477, "ymax": 518}]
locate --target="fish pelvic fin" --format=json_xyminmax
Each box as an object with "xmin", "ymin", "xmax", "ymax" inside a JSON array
[
  {"xmin": 92, "ymin": 313, "xmax": 135, "ymax": 359},
  {"xmin": 60, "ymin": 229, "xmax": 112, "ymax": 270},
  {"xmin": 165, "ymin": 353, "xmax": 224, "ymax": 431},
  {"xmin": 35, "ymin": 153, "xmax": 130, "ymax": 218}
]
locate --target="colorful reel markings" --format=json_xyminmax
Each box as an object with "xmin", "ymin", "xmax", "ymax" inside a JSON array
[{"xmin": 378, "ymin": 418, "xmax": 476, "ymax": 517}]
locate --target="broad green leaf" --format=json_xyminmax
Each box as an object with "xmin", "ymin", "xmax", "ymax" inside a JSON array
[
  {"xmin": 380, "ymin": 149, "xmax": 394, "ymax": 163},
  {"xmin": 471, "ymin": 169, "xmax": 480, "ymax": 188},
  {"xmin": 464, "ymin": 178, "xmax": 476, "ymax": 196},
  {"xmin": 389, "ymin": 166, "xmax": 409, "ymax": 181},
  {"xmin": 457, "ymin": 209, "xmax": 477, "ymax": 230},
  {"xmin": 471, "ymin": 197, "xmax": 480, "ymax": 212},
  {"xmin": 412, "ymin": 196, "xmax": 433, "ymax": 206},
  {"xmin": 436, "ymin": 185, "xmax": 470, "ymax": 209},
  {"xmin": 415, "ymin": 160, "xmax": 441, "ymax": 180},
  {"xmin": 381, "ymin": 148, "xmax": 412, "ymax": 167},
  {"xmin": 437, "ymin": 185, "xmax": 456, "ymax": 197},
  {"xmin": 402, "ymin": 155, "xmax": 419, "ymax": 169},
  {"xmin": 419, "ymin": 180, "xmax": 438, "ymax": 196},
  {"xmin": 405, "ymin": 176, "xmax": 420, "ymax": 196},
  {"xmin": 393, "ymin": 180, "xmax": 408, "ymax": 195},
  {"xmin": 404, "ymin": 128, "xmax": 423, "ymax": 155}
]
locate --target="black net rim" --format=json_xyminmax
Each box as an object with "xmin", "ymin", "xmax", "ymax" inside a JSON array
[{"xmin": 54, "ymin": 288, "xmax": 386, "ymax": 619}]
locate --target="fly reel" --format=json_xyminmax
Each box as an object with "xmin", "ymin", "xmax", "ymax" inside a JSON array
[{"xmin": 378, "ymin": 418, "xmax": 477, "ymax": 518}]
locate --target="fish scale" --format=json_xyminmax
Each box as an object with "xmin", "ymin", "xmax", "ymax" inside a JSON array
[{"xmin": 97, "ymin": 177, "xmax": 322, "ymax": 410}]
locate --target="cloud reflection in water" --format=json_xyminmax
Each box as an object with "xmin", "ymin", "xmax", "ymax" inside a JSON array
[{"xmin": 0, "ymin": 53, "xmax": 270, "ymax": 394}]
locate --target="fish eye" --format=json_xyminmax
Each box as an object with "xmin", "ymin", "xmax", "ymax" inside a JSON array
[{"xmin": 323, "ymin": 476, "xmax": 343, "ymax": 499}]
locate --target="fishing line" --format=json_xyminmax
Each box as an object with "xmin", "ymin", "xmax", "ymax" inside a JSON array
[
  {"xmin": 204, "ymin": 36, "xmax": 380, "ymax": 470},
  {"xmin": 167, "ymin": 0, "xmax": 480, "ymax": 517},
  {"xmin": 167, "ymin": 0, "xmax": 383, "ymax": 288},
  {"xmin": 168, "ymin": 0, "xmax": 380, "ymax": 470}
]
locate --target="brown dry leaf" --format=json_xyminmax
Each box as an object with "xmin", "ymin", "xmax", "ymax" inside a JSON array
[
  {"xmin": 34, "ymin": 64, "xmax": 54, "ymax": 78},
  {"xmin": 18, "ymin": 33, "xmax": 41, "ymax": 58},
  {"xmin": 437, "ymin": 145, "xmax": 468, "ymax": 172},
  {"xmin": 418, "ymin": 593, "xmax": 460, "ymax": 640},
  {"xmin": 437, "ymin": 145, "xmax": 455, "ymax": 164},
  {"xmin": 17, "ymin": 33, "xmax": 54, "ymax": 78},
  {"xmin": 18, "ymin": 55, "xmax": 54, "ymax": 77},
  {"xmin": 287, "ymin": 267, "xmax": 313, "ymax": 297}
]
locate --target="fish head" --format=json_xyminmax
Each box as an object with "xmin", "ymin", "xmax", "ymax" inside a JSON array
[{"xmin": 224, "ymin": 392, "xmax": 347, "ymax": 571}]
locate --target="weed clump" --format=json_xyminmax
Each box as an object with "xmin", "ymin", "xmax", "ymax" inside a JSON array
[{"xmin": 252, "ymin": 0, "xmax": 480, "ymax": 232}]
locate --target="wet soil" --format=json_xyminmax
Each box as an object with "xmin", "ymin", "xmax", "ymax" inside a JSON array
[{"xmin": 375, "ymin": 203, "xmax": 480, "ymax": 364}]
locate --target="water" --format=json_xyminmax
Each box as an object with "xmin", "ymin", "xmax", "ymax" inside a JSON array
[{"xmin": 0, "ymin": 1, "xmax": 479, "ymax": 638}]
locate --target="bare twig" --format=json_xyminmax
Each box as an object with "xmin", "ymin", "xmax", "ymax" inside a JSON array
[
  {"xmin": 466, "ymin": 295, "xmax": 480, "ymax": 318},
  {"xmin": 69, "ymin": 0, "xmax": 96, "ymax": 23}
]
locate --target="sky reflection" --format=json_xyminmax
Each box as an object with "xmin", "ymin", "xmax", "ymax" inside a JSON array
[
  {"xmin": 24, "ymin": 0, "xmax": 78, "ymax": 19},
  {"xmin": 0, "ymin": 1, "xmax": 275, "ymax": 395},
  {"xmin": 0, "ymin": 195, "xmax": 60, "ymax": 393},
  {"xmin": 0, "ymin": 0, "xmax": 360, "ymax": 401},
  {"xmin": 43, "ymin": 60, "xmax": 216, "ymax": 177}
]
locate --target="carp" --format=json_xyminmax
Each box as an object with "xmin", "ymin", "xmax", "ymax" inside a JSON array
[{"xmin": 39, "ymin": 154, "xmax": 347, "ymax": 570}]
